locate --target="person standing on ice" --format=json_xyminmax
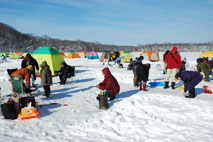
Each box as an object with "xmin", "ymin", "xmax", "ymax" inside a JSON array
[
  {"xmin": 96, "ymin": 67, "xmax": 120, "ymax": 101},
  {"xmin": 132, "ymin": 56, "xmax": 144, "ymax": 87},
  {"xmin": 136, "ymin": 63, "xmax": 151, "ymax": 91},
  {"xmin": 197, "ymin": 57, "xmax": 212, "ymax": 82},
  {"xmin": 164, "ymin": 46, "xmax": 181, "ymax": 89},
  {"xmin": 127, "ymin": 58, "xmax": 133, "ymax": 70},
  {"xmin": 25, "ymin": 53, "xmax": 39, "ymax": 87},
  {"xmin": 175, "ymin": 71, "xmax": 202, "ymax": 98},
  {"xmin": 40, "ymin": 61, "xmax": 52, "ymax": 97},
  {"xmin": 163, "ymin": 50, "xmax": 170, "ymax": 74},
  {"xmin": 102, "ymin": 51, "xmax": 110, "ymax": 66}
]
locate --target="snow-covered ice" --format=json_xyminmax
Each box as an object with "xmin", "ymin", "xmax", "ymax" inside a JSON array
[{"xmin": 0, "ymin": 52, "xmax": 213, "ymax": 142}]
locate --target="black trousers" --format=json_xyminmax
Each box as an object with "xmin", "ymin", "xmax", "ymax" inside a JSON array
[
  {"xmin": 187, "ymin": 88, "xmax": 195, "ymax": 98},
  {"xmin": 43, "ymin": 85, "xmax": 50, "ymax": 97}
]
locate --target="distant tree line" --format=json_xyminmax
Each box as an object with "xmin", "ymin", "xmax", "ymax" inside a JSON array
[{"xmin": 0, "ymin": 22, "xmax": 212, "ymax": 53}]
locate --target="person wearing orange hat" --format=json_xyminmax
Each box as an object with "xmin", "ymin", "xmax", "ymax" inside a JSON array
[
  {"xmin": 11, "ymin": 65, "xmax": 33, "ymax": 89},
  {"xmin": 164, "ymin": 46, "xmax": 181, "ymax": 89}
]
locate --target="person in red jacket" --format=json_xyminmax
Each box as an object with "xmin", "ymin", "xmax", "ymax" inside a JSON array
[
  {"xmin": 164, "ymin": 46, "xmax": 181, "ymax": 89},
  {"xmin": 96, "ymin": 67, "xmax": 120, "ymax": 101}
]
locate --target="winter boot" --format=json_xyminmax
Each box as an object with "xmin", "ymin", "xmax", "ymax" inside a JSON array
[
  {"xmin": 164, "ymin": 82, "xmax": 169, "ymax": 89},
  {"xmin": 139, "ymin": 83, "xmax": 142, "ymax": 90},
  {"xmin": 185, "ymin": 88, "xmax": 195, "ymax": 98},
  {"xmin": 143, "ymin": 84, "xmax": 147, "ymax": 91},
  {"xmin": 171, "ymin": 82, "xmax": 175, "ymax": 89}
]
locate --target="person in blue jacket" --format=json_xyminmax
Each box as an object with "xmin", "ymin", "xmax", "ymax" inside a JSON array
[{"xmin": 175, "ymin": 71, "xmax": 203, "ymax": 98}]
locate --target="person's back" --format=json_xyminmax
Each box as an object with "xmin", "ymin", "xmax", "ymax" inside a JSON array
[
  {"xmin": 163, "ymin": 50, "xmax": 170, "ymax": 62},
  {"xmin": 197, "ymin": 60, "xmax": 211, "ymax": 81},
  {"xmin": 12, "ymin": 67, "xmax": 32, "ymax": 86},
  {"xmin": 40, "ymin": 61, "xmax": 52, "ymax": 86},
  {"xmin": 40, "ymin": 61, "xmax": 52, "ymax": 97},
  {"xmin": 127, "ymin": 59, "xmax": 133, "ymax": 70},
  {"xmin": 133, "ymin": 56, "xmax": 143, "ymax": 72}
]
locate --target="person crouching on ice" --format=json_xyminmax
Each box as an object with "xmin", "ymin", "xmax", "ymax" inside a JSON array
[
  {"xmin": 175, "ymin": 71, "xmax": 203, "ymax": 98},
  {"xmin": 96, "ymin": 67, "xmax": 120, "ymax": 101}
]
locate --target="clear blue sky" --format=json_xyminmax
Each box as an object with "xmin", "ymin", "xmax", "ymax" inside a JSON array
[{"xmin": 0, "ymin": 0, "xmax": 213, "ymax": 45}]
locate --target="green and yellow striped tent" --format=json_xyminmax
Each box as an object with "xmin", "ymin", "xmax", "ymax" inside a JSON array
[
  {"xmin": 10, "ymin": 52, "xmax": 19, "ymax": 59},
  {"xmin": 0, "ymin": 52, "xmax": 9, "ymax": 57},
  {"xmin": 32, "ymin": 46, "xmax": 64, "ymax": 76},
  {"xmin": 200, "ymin": 51, "xmax": 213, "ymax": 59},
  {"xmin": 120, "ymin": 51, "xmax": 134, "ymax": 63}
]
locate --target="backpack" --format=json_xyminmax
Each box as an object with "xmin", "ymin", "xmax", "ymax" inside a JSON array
[{"xmin": 1, "ymin": 100, "xmax": 18, "ymax": 120}]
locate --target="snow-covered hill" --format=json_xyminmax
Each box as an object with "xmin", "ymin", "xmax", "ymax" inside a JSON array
[{"xmin": 0, "ymin": 52, "xmax": 213, "ymax": 142}]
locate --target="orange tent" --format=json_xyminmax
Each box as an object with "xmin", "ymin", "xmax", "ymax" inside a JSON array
[
  {"xmin": 67, "ymin": 52, "xmax": 80, "ymax": 59},
  {"xmin": 16, "ymin": 52, "xmax": 24, "ymax": 58},
  {"xmin": 79, "ymin": 51, "xmax": 88, "ymax": 58},
  {"xmin": 140, "ymin": 51, "xmax": 160, "ymax": 62}
]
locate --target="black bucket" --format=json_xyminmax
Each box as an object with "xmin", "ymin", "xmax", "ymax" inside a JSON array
[{"xmin": 99, "ymin": 94, "xmax": 109, "ymax": 109}]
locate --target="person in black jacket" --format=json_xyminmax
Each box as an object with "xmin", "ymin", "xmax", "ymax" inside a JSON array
[
  {"xmin": 136, "ymin": 63, "xmax": 151, "ymax": 91},
  {"xmin": 21, "ymin": 56, "xmax": 27, "ymax": 68},
  {"xmin": 175, "ymin": 71, "xmax": 203, "ymax": 98},
  {"xmin": 25, "ymin": 54, "xmax": 39, "ymax": 87},
  {"xmin": 57, "ymin": 61, "xmax": 69, "ymax": 85},
  {"xmin": 163, "ymin": 50, "xmax": 170, "ymax": 74}
]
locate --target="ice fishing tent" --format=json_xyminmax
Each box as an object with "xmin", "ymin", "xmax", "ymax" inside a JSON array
[
  {"xmin": 60, "ymin": 52, "xmax": 65, "ymax": 57},
  {"xmin": 10, "ymin": 52, "xmax": 19, "ymax": 59},
  {"xmin": 120, "ymin": 51, "xmax": 134, "ymax": 63},
  {"xmin": 140, "ymin": 51, "xmax": 160, "ymax": 62},
  {"xmin": 23, "ymin": 52, "xmax": 28, "ymax": 57},
  {"xmin": 79, "ymin": 51, "xmax": 88, "ymax": 58},
  {"xmin": 0, "ymin": 52, "xmax": 8, "ymax": 57},
  {"xmin": 200, "ymin": 51, "xmax": 213, "ymax": 59},
  {"xmin": 88, "ymin": 51, "xmax": 99, "ymax": 59},
  {"xmin": 32, "ymin": 46, "xmax": 64, "ymax": 76},
  {"xmin": 99, "ymin": 51, "xmax": 112, "ymax": 62},
  {"xmin": 67, "ymin": 52, "xmax": 80, "ymax": 59},
  {"xmin": 16, "ymin": 52, "xmax": 24, "ymax": 59},
  {"xmin": 120, "ymin": 51, "xmax": 124, "ymax": 55}
]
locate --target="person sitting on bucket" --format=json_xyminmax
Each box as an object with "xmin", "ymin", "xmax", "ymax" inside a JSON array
[
  {"xmin": 175, "ymin": 71, "xmax": 203, "ymax": 98},
  {"xmin": 96, "ymin": 67, "xmax": 120, "ymax": 101},
  {"xmin": 57, "ymin": 61, "xmax": 69, "ymax": 85},
  {"xmin": 115, "ymin": 56, "xmax": 123, "ymax": 68},
  {"xmin": 11, "ymin": 65, "xmax": 33, "ymax": 94}
]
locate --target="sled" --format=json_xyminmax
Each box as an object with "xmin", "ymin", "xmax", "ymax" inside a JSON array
[
  {"xmin": 149, "ymin": 82, "xmax": 165, "ymax": 87},
  {"xmin": 18, "ymin": 97, "xmax": 39, "ymax": 120},
  {"xmin": 18, "ymin": 106, "xmax": 39, "ymax": 120},
  {"xmin": 178, "ymin": 86, "xmax": 184, "ymax": 90}
]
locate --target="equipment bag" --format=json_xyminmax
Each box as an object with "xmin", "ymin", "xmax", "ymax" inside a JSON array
[
  {"xmin": 19, "ymin": 96, "xmax": 36, "ymax": 108},
  {"xmin": 1, "ymin": 100, "xmax": 18, "ymax": 120}
]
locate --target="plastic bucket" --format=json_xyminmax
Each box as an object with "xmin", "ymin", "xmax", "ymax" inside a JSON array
[{"xmin": 99, "ymin": 94, "xmax": 109, "ymax": 109}]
